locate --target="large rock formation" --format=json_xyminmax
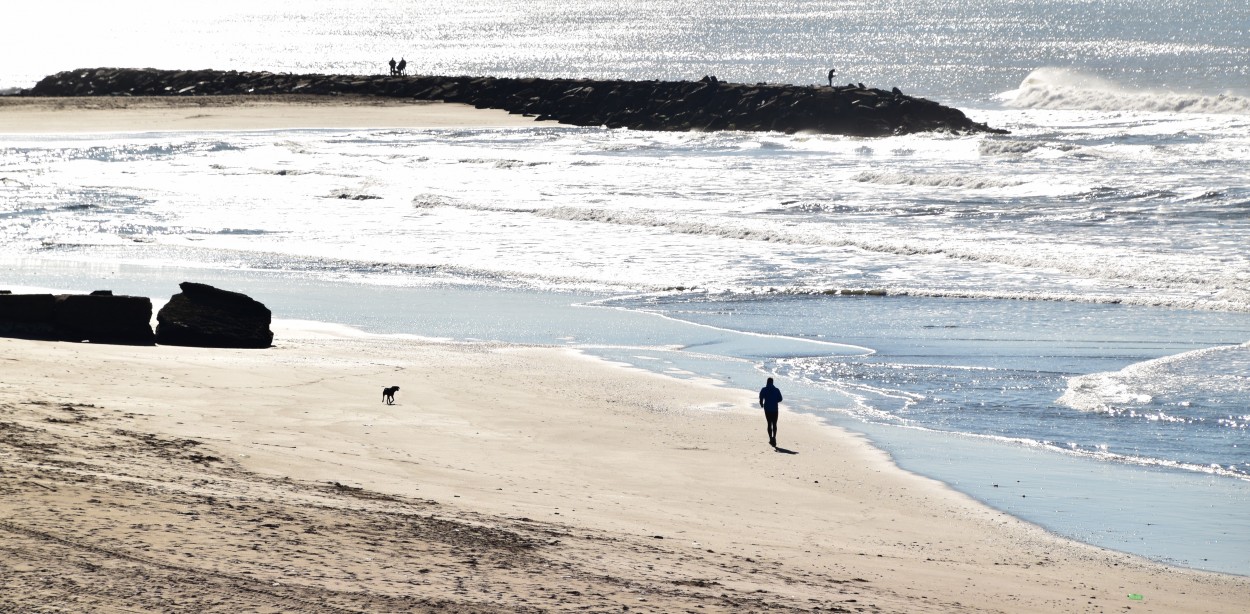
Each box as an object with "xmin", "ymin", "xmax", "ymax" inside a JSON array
[
  {"xmin": 155, "ymin": 282, "xmax": 273, "ymax": 348},
  {"xmin": 0, "ymin": 291, "xmax": 155, "ymax": 345},
  {"xmin": 25, "ymin": 67, "xmax": 1006, "ymax": 137}
]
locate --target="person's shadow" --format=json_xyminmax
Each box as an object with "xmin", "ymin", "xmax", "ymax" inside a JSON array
[{"xmin": 773, "ymin": 446, "xmax": 798, "ymax": 455}]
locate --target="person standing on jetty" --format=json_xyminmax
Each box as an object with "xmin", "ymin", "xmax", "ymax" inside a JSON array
[
  {"xmin": 759, "ymin": 377, "xmax": 783, "ymax": 447},
  {"xmin": 388, "ymin": 58, "xmax": 397, "ymax": 76},
  {"xmin": 827, "ymin": 67, "xmax": 837, "ymax": 87}
]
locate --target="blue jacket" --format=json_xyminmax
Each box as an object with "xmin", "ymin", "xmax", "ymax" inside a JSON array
[{"xmin": 759, "ymin": 384, "xmax": 783, "ymax": 410}]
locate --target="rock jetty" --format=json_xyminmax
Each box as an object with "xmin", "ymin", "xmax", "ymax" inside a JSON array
[{"xmin": 26, "ymin": 67, "xmax": 1005, "ymax": 137}]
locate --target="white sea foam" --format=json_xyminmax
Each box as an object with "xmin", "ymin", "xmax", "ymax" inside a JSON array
[
  {"xmin": 1059, "ymin": 342, "xmax": 1250, "ymax": 415},
  {"xmin": 519, "ymin": 205, "xmax": 1250, "ymax": 309},
  {"xmin": 917, "ymin": 426, "xmax": 1250, "ymax": 481},
  {"xmin": 6, "ymin": 120, "xmax": 1249, "ymax": 312}
]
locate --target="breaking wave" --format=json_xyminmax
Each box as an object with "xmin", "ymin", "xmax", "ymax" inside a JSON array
[
  {"xmin": 411, "ymin": 193, "xmax": 538, "ymax": 214},
  {"xmin": 851, "ymin": 170, "xmax": 1024, "ymax": 189},
  {"xmin": 1058, "ymin": 342, "xmax": 1250, "ymax": 424},
  {"xmin": 1004, "ymin": 68, "xmax": 1250, "ymax": 115},
  {"xmin": 977, "ymin": 139, "xmax": 1044, "ymax": 156}
]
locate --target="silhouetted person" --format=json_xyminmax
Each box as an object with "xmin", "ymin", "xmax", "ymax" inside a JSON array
[
  {"xmin": 389, "ymin": 57, "xmax": 397, "ymax": 76},
  {"xmin": 396, "ymin": 57, "xmax": 407, "ymax": 76},
  {"xmin": 759, "ymin": 377, "xmax": 783, "ymax": 447},
  {"xmin": 827, "ymin": 68, "xmax": 837, "ymax": 87}
]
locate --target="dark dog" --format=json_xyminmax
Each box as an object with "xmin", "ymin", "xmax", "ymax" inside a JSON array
[{"xmin": 383, "ymin": 385, "xmax": 400, "ymax": 405}]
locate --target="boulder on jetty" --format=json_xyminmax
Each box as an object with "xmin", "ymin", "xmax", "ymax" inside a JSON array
[
  {"xmin": 156, "ymin": 282, "xmax": 273, "ymax": 348},
  {"xmin": 26, "ymin": 67, "xmax": 1006, "ymax": 137},
  {"xmin": 0, "ymin": 291, "xmax": 155, "ymax": 345}
]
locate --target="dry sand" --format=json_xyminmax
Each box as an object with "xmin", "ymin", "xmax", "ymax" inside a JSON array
[
  {"xmin": 0, "ymin": 95, "xmax": 552, "ymax": 133},
  {"xmin": 1, "ymin": 329, "xmax": 1246, "ymax": 613}
]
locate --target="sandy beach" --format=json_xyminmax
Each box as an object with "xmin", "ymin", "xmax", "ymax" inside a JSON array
[
  {"xmin": 3, "ymin": 98, "xmax": 1249, "ymax": 612},
  {"xmin": 0, "ymin": 95, "xmax": 551, "ymax": 133},
  {"xmin": 1, "ymin": 326, "xmax": 1246, "ymax": 613}
]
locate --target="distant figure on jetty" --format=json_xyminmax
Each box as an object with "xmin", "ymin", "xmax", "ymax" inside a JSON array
[
  {"xmin": 759, "ymin": 377, "xmax": 783, "ymax": 447},
  {"xmin": 388, "ymin": 58, "xmax": 397, "ymax": 76},
  {"xmin": 396, "ymin": 57, "xmax": 408, "ymax": 76},
  {"xmin": 827, "ymin": 67, "xmax": 837, "ymax": 87}
]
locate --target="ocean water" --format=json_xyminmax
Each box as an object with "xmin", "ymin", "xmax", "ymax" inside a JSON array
[{"xmin": 4, "ymin": 0, "xmax": 1250, "ymax": 575}]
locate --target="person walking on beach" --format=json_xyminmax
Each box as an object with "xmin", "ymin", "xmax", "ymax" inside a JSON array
[{"xmin": 759, "ymin": 377, "xmax": 783, "ymax": 447}]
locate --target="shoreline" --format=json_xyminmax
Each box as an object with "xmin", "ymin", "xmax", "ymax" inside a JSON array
[
  {"xmin": 6, "ymin": 262, "xmax": 1250, "ymax": 578},
  {"xmin": 0, "ymin": 95, "xmax": 553, "ymax": 133},
  {"xmin": 3, "ymin": 329, "xmax": 1248, "ymax": 611}
]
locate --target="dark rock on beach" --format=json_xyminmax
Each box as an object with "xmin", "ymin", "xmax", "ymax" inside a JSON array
[
  {"xmin": 0, "ymin": 283, "xmax": 272, "ymax": 347},
  {"xmin": 155, "ymin": 282, "xmax": 273, "ymax": 348},
  {"xmin": 26, "ymin": 67, "xmax": 1007, "ymax": 137},
  {"xmin": 0, "ymin": 292, "xmax": 155, "ymax": 345},
  {"xmin": 53, "ymin": 293, "xmax": 156, "ymax": 345},
  {"xmin": 0, "ymin": 293, "xmax": 60, "ymax": 340}
]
